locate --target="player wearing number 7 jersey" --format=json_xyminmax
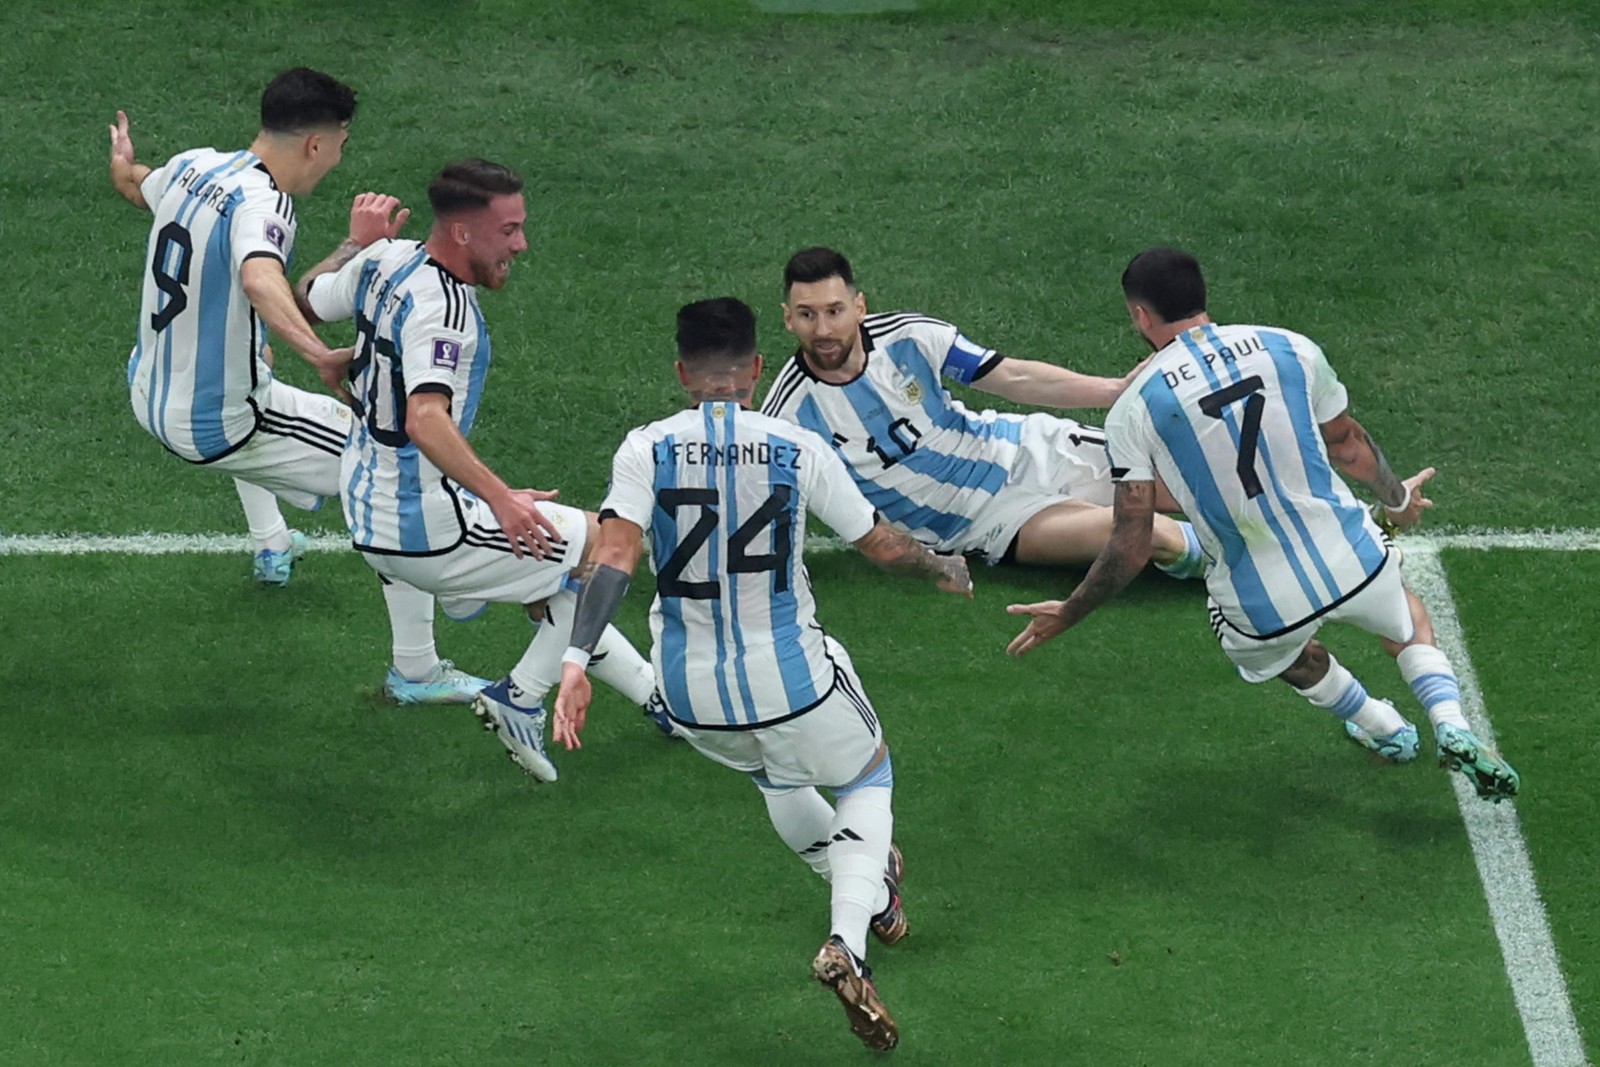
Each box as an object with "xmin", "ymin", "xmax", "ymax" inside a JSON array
[
  {"xmin": 108, "ymin": 68, "xmax": 487, "ymax": 706},
  {"xmin": 1007, "ymin": 246, "xmax": 1518, "ymax": 801},
  {"xmin": 551, "ymin": 298, "xmax": 973, "ymax": 1050}
]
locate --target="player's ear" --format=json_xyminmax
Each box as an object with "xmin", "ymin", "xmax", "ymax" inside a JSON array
[
  {"xmin": 780, "ymin": 302, "xmax": 795, "ymax": 333},
  {"xmin": 675, "ymin": 360, "xmax": 691, "ymax": 388},
  {"xmin": 751, "ymin": 353, "xmax": 764, "ymax": 380},
  {"xmin": 854, "ymin": 289, "xmax": 868, "ymax": 316}
]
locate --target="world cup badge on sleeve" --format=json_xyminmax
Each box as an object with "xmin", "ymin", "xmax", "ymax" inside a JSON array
[
  {"xmin": 432, "ymin": 339, "xmax": 461, "ymax": 370},
  {"xmin": 263, "ymin": 220, "xmax": 287, "ymax": 251}
]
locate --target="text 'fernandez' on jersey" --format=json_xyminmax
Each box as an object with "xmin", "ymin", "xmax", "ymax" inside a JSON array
[
  {"xmin": 602, "ymin": 402, "xmax": 877, "ymax": 730},
  {"xmin": 129, "ymin": 148, "xmax": 298, "ymax": 462},
  {"xmin": 759, "ymin": 312, "xmax": 1013, "ymax": 552},
  {"xmin": 305, "ymin": 238, "xmax": 492, "ymax": 556},
  {"xmin": 1104, "ymin": 322, "xmax": 1387, "ymax": 638}
]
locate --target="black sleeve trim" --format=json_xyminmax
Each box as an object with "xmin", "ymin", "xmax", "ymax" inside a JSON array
[
  {"xmin": 410, "ymin": 383, "xmax": 454, "ymax": 398},
  {"xmin": 970, "ymin": 352, "xmax": 1006, "ymax": 381},
  {"xmin": 598, "ymin": 508, "xmax": 622, "ymax": 523},
  {"xmin": 241, "ymin": 250, "xmax": 286, "ymax": 267}
]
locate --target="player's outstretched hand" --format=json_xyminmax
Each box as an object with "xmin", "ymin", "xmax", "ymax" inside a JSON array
[
  {"xmin": 493, "ymin": 489, "xmax": 563, "ymax": 560},
  {"xmin": 552, "ymin": 663, "xmax": 592, "ymax": 751},
  {"xmin": 1383, "ymin": 466, "xmax": 1437, "ymax": 532},
  {"xmin": 1005, "ymin": 599, "xmax": 1070, "ymax": 657},
  {"xmin": 108, "ymin": 110, "xmax": 136, "ymax": 166},
  {"xmin": 348, "ymin": 192, "xmax": 411, "ymax": 247},
  {"xmin": 936, "ymin": 554, "xmax": 974, "ymax": 598}
]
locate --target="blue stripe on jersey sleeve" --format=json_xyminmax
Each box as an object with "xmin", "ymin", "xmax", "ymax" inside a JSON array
[
  {"xmin": 1140, "ymin": 372, "xmax": 1284, "ymax": 635},
  {"xmin": 1261, "ymin": 331, "xmax": 1385, "ymax": 575},
  {"xmin": 766, "ymin": 430, "xmax": 817, "ymax": 711},
  {"xmin": 940, "ymin": 333, "xmax": 991, "ymax": 384},
  {"xmin": 188, "ymin": 188, "xmax": 245, "ymax": 460},
  {"xmin": 1184, "ymin": 330, "xmax": 1325, "ymax": 617}
]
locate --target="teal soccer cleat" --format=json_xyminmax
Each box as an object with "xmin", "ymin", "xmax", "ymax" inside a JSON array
[
  {"xmin": 1343, "ymin": 718, "xmax": 1421, "ymax": 763},
  {"xmin": 1436, "ymin": 723, "xmax": 1521, "ymax": 802},
  {"xmin": 252, "ymin": 529, "xmax": 308, "ymax": 587},
  {"xmin": 384, "ymin": 660, "xmax": 490, "ymax": 706}
]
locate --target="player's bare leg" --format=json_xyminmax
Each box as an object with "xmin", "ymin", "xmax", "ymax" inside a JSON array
[
  {"xmin": 1380, "ymin": 589, "xmax": 1519, "ymax": 801},
  {"xmin": 1011, "ymin": 500, "xmax": 1202, "ymax": 576}
]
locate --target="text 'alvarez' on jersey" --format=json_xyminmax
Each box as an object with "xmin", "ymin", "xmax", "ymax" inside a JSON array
[
  {"xmin": 759, "ymin": 312, "xmax": 1017, "ymax": 552},
  {"xmin": 1104, "ymin": 322, "xmax": 1388, "ymax": 638},
  {"xmin": 602, "ymin": 402, "xmax": 877, "ymax": 730},
  {"xmin": 306, "ymin": 239, "xmax": 492, "ymax": 556},
  {"xmin": 129, "ymin": 148, "xmax": 299, "ymax": 462}
]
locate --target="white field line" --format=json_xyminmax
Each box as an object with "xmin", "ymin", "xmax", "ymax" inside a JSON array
[
  {"xmin": 4, "ymin": 527, "xmax": 1600, "ymax": 557},
  {"xmin": 1404, "ymin": 543, "xmax": 1590, "ymax": 1067}
]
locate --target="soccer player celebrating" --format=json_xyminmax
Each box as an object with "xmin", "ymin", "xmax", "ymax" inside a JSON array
[
  {"xmin": 108, "ymin": 68, "xmax": 486, "ymax": 705},
  {"xmin": 299, "ymin": 159, "xmax": 664, "ymax": 781},
  {"xmin": 760, "ymin": 246, "xmax": 1207, "ymax": 576},
  {"xmin": 1007, "ymin": 246, "xmax": 1519, "ymax": 801},
  {"xmin": 551, "ymin": 298, "xmax": 974, "ymax": 1050}
]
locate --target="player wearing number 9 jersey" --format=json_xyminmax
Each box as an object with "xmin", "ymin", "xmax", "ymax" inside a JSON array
[
  {"xmin": 1006, "ymin": 247, "xmax": 1518, "ymax": 802},
  {"xmin": 551, "ymin": 298, "xmax": 973, "ymax": 1050},
  {"xmin": 107, "ymin": 69, "xmax": 489, "ymax": 706}
]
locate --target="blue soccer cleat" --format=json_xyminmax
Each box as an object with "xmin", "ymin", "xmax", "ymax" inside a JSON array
[
  {"xmin": 384, "ymin": 660, "xmax": 491, "ymax": 705},
  {"xmin": 253, "ymin": 529, "xmax": 308, "ymax": 587},
  {"xmin": 1436, "ymin": 723, "xmax": 1521, "ymax": 802},
  {"xmin": 472, "ymin": 677, "xmax": 558, "ymax": 782},
  {"xmin": 642, "ymin": 690, "xmax": 679, "ymax": 738},
  {"xmin": 1343, "ymin": 717, "xmax": 1421, "ymax": 763}
]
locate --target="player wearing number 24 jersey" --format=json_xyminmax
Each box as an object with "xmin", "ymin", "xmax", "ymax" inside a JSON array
[
  {"xmin": 1007, "ymin": 247, "xmax": 1518, "ymax": 802},
  {"xmin": 552, "ymin": 299, "xmax": 973, "ymax": 1050}
]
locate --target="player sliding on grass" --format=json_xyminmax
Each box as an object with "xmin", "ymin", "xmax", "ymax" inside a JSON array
[
  {"xmin": 108, "ymin": 68, "xmax": 486, "ymax": 706},
  {"xmin": 1008, "ymin": 246, "xmax": 1519, "ymax": 801},
  {"xmin": 551, "ymin": 298, "xmax": 974, "ymax": 1051},
  {"xmin": 760, "ymin": 246, "xmax": 1207, "ymax": 577},
  {"xmin": 298, "ymin": 159, "xmax": 667, "ymax": 780}
]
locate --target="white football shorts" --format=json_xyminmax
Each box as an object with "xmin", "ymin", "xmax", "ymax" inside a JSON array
[
  {"xmin": 1212, "ymin": 549, "xmax": 1417, "ymax": 683},
  {"xmin": 955, "ymin": 412, "xmax": 1114, "ymax": 563},
  {"xmin": 131, "ymin": 375, "xmax": 352, "ymax": 512},
  {"xmin": 359, "ymin": 499, "xmax": 590, "ymax": 619},
  {"xmin": 669, "ymin": 636, "xmax": 885, "ymax": 790}
]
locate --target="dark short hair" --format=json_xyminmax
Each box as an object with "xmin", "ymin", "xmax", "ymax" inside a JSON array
[
  {"xmin": 1121, "ymin": 246, "xmax": 1208, "ymax": 322},
  {"xmin": 260, "ymin": 68, "xmax": 357, "ymax": 133},
  {"xmin": 427, "ymin": 159, "xmax": 525, "ymax": 217},
  {"xmin": 677, "ymin": 297, "xmax": 757, "ymax": 365},
  {"xmin": 783, "ymin": 246, "xmax": 855, "ymax": 294}
]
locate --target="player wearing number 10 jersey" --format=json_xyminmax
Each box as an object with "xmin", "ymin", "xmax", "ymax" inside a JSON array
[
  {"xmin": 760, "ymin": 246, "xmax": 1206, "ymax": 578},
  {"xmin": 1006, "ymin": 247, "xmax": 1518, "ymax": 801}
]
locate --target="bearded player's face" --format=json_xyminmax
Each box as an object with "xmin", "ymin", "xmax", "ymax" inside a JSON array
[{"xmin": 783, "ymin": 276, "xmax": 866, "ymax": 373}]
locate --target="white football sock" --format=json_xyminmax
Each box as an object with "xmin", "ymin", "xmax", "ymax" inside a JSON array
[
  {"xmin": 235, "ymin": 479, "xmax": 291, "ymax": 553},
  {"xmin": 508, "ymin": 595, "xmax": 574, "ymax": 704},
  {"xmin": 1396, "ymin": 644, "xmax": 1470, "ymax": 730},
  {"xmin": 828, "ymin": 784, "xmax": 894, "ymax": 963},
  {"xmin": 1295, "ymin": 655, "xmax": 1408, "ymax": 737},
  {"xmin": 761, "ymin": 785, "xmax": 836, "ymax": 881},
  {"xmin": 382, "ymin": 580, "xmax": 440, "ymax": 681}
]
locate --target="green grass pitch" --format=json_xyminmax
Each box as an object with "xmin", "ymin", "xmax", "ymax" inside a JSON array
[{"xmin": 1, "ymin": 1, "xmax": 1596, "ymax": 1063}]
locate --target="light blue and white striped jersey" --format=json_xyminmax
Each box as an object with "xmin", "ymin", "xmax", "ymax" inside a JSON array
[
  {"xmin": 759, "ymin": 312, "xmax": 1016, "ymax": 552},
  {"xmin": 128, "ymin": 148, "xmax": 298, "ymax": 462},
  {"xmin": 1104, "ymin": 323, "xmax": 1388, "ymax": 637},
  {"xmin": 603, "ymin": 403, "xmax": 877, "ymax": 729},
  {"xmin": 305, "ymin": 239, "xmax": 492, "ymax": 556}
]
